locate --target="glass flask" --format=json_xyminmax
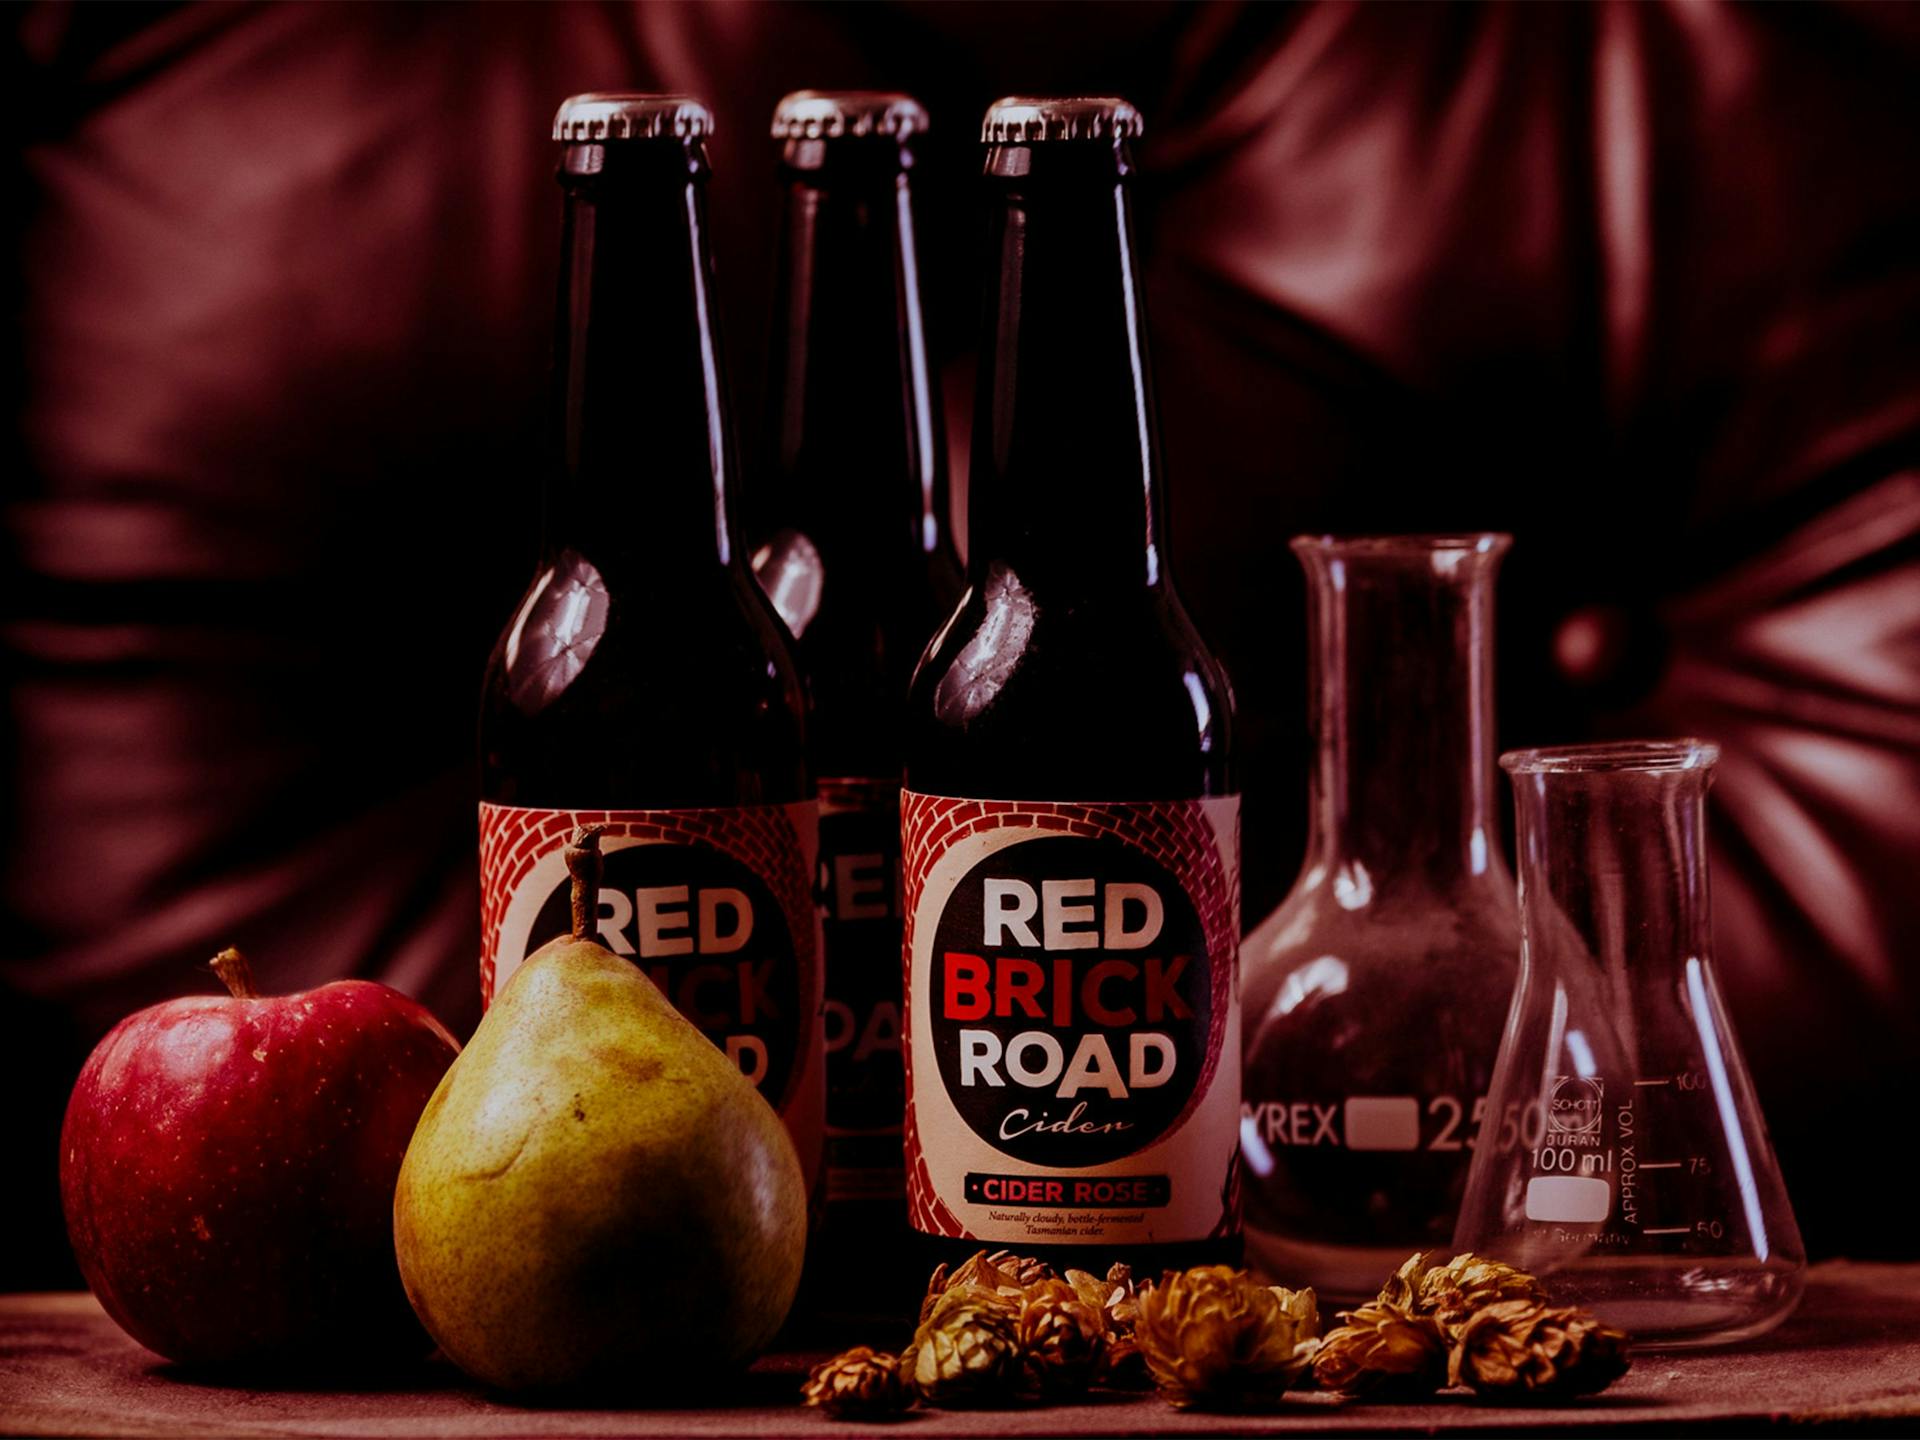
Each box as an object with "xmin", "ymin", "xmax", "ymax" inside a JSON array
[
  {"xmin": 1454, "ymin": 740, "xmax": 1804, "ymax": 1346},
  {"xmin": 1242, "ymin": 534, "xmax": 1521, "ymax": 1301}
]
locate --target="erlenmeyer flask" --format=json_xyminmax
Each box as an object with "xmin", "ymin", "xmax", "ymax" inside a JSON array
[
  {"xmin": 1242, "ymin": 535, "xmax": 1520, "ymax": 1301},
  {"xmin": 1454, "ymin": 740, "xmax": 1804, "ymax": 1346}
]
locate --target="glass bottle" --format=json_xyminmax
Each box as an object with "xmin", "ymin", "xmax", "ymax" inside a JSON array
[
  {"xmin": 753, "ymin": 89, "xmax": 961, "ymax": 1314},
  {"xmin": 902, "ymin": 97, "xmax": 1240, "ymax": 1276},
  {"xmin": 477, "ymin": 95, "xmax": 820, "ymax": 1191},
  {"xmin": 1241, "ymin": 534, "xmax": 1520, "ymax": 1301},
  {"xmin": 1454, "ymin": 740, "xmax": 1804, "ymax": 1346}
]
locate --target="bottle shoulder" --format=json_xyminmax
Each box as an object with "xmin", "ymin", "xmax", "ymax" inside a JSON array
[
  {"xmin": 904, "ymin": 572, "xmax": 1234, "ymax": 799},
  {"xmin": 480, "ymin": 552, "xmax": 808, "ymax": 807},
  {"xmin": 488, "ymin": 551, "xmax": 798, "ymax": 673},
  {"xmin": 752, "ymin": 524, "xmax": 961, "ymax": 778}
]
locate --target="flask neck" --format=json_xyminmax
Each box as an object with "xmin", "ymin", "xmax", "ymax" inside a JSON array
[
  {"xmin": 1299, "ymin": 538, "xmax": 1510, "ymax": 896},
  {"xmin": 1507, "ymin": 745, "xmax": 1718, "ymax": 983},
  {"xmin": 764, "ymin": 141, "xmax": 946, "ymax": 571},
  {"xmin": 965, "ymin": 143, "xmax": 1168, "ymax": 594},
  {"xmin": 545, "ymin": 142, "xmax": 739, "ymax": 583}
]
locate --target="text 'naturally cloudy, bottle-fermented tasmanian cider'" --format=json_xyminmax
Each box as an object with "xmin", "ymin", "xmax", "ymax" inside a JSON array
[
  {"xmin": 478, "ymin": 95, "xmax": 822, "ymax": 1191},
  {"xmin": 902, "ymin": 98, "xmax": 1241, "ymax": 1271}
]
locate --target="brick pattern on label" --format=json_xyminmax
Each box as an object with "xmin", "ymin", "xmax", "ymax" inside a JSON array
[
  {"xmin": 899, "ymin": 793, "xmax": 1240, "ymax": 1241},
  {"xmin": 479, "ymin": 803, "xmax": 818, "ymax": 1013}
]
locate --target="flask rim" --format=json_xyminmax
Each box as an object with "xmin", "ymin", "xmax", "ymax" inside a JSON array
[{"xmin": 1500, "ymin": 738, "xmax": 1720, "ymax": 775}]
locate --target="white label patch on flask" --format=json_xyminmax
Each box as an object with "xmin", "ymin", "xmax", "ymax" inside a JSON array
[
  {"xmin": 1343, "ymin": 1097, "xmax": 1423, "ymax": 1151},
  {"xmin": 1526, "ymin": 1175, "xmax": 1612, "ymax": 1224}
]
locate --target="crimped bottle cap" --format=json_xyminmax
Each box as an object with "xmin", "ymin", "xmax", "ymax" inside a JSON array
[
  {"xmin": 553, "ymin": 93, "xmax": 714, "ymax": 143},
  {"xmin": 980, "ymin": 96, "xmax": 1143, "ymax": 143},
  {"xmin": 771, "ymin": 90, "xmax": 929, "ymax": 141}
]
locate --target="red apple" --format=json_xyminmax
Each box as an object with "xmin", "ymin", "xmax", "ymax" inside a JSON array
[{"xmin": 60, "ymin": 948, "xmax": 459, "ymax": 1369}]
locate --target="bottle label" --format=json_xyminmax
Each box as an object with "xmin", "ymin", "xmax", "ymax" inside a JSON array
[
  {"xmin": 901, "ymin": 792, "xmax": 1242, "ymax": 1246},
  {"xmin": 478, "ymin": 801, "xmax": 824, "ymax": 1186},
  {"xmin": 818, "ymin": 777, "xmax": 906, "ymax": 1205}
]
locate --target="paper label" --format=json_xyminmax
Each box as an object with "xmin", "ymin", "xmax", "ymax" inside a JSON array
[
  {"xmin": 901, "ymin": 792, "xmax": 1242, "ymax": 1245},
  {"xmin": 817, "ymin": 777, "xmax": 907, "ymax": 1204},
  {"xmin": 479, "ymin": 800, "xmax": 824, "ymax": 1184}
]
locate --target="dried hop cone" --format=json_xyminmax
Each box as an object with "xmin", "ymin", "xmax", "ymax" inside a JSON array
[
  {"xmin": 1133, "ymin": 1266, "xmax": 1321, "ymax": 1410},
  {"xmin": 919, "ymin": 1250, "xmax": 1048, "ymax": 1325},
  {"xmin": 986, "ymin": 1248, "xmax": 1056, "ymax": 1288},
  {"xmin": 1377, "ymin": 1251, "xmax": 1439, "ymax": 1311},
  {"xmin": 1015, "ymin": 1278, "xmax": 1107, "ymax": 1397},
  {"xmin": 903, "ymin": 1286, "xmax": 1022, "ymax": 1408},
  {"xmin": 801, "ymin": 1346, "xmax": 911, "ymax": 1419},
  {"xmin": 1311, "ymin": 1302, "xmax": 1448, "ymax": 1397},
  {"xmin": 1067, "ymin": 1263, "xmax": 1153, "ymax": 1389},
  {"xmin": 1415, "ymin": 1253, "xmax": 1547, "ymax": 1334},
  {"xmin": 1449, "ymin": 1299, "xmax": 1632, "ymax": 1400}
]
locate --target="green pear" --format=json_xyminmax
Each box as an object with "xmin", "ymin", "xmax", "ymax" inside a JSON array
[{"xmin": 393, "ymin": 829, "xmax": 806, "ymax": 1394}]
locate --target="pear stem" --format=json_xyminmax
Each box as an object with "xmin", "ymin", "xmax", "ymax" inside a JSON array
[
  {"xmin": 566, "ymin": 826, "xmax": 606, "ymax": 941},
  {"xmin": 209, "ymin": 947, "xmax": 259, "ymax": 1000}
]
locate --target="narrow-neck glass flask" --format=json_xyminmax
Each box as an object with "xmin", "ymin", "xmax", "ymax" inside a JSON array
[
  {"xmin": 1454, "ymin": 740, "xmax": 1804, "ymax": 1346},
  {"xmin": 1241, "ymin": 534, "xmax": 1520, "ymax": 1301}
]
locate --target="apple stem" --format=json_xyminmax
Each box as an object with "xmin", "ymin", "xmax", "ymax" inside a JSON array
[
  {"xmin": 208, "ymin": 947, "xmax": 259, "ymax": 999},
  {"xmin": 566, "ymin": 827, "xmax": 606, "ymax": 941}
]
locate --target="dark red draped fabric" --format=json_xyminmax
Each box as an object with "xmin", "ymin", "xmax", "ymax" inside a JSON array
[{"xmin": 7, "ymin": 1, "xmax": 1918, "ymax": 1283}]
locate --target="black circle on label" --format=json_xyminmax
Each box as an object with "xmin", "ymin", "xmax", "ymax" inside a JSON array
[
  {"xmin": 530, "ymin": 841, "xmax": 799, "ymax": 1104},
  {"xmin": 928, "ymin": 834, "xmax": 1211, "ymax": 1166}
]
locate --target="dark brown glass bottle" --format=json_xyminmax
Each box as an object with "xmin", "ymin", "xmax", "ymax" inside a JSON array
[
  {"xmin": 478, "ymin": 95, "xmax": 822, "ymax": 1194},
  {"xmin": 752, "ymin": 92, "xmax": 961, "ymax": 1306},
  {"xmin": 902, "ymin": 98, "xmax": 1239, "ymax": 1275}
]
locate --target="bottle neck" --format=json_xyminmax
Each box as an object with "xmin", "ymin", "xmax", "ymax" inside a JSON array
[
  {"xmin": 1299, "ymin": 540, "xmax": 1509, "ymax": 895},
  {"xmin": 966, "ymin": 143, "xmax": 1166, "ymax": 593},
  {"xmin": 763, "ymin": 140, "xmax": 946, "ymax": 571},
  {"xmin": 545, "ymin": 142, "xmax": 738, "ymax": 582}
]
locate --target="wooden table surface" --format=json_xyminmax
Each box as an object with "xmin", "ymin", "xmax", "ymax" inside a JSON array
[{"xmin": 4, "ymin": 1263, "xmax": 1918, "ymax": 1437}]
